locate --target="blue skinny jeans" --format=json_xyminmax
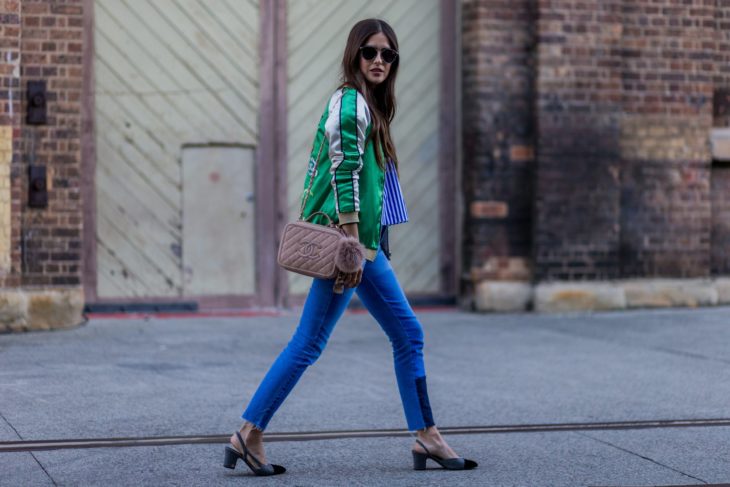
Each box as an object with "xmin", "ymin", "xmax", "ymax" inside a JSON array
[{"xmin": 242, "ymin": 249, "xmax": 435, "ymax": 432}]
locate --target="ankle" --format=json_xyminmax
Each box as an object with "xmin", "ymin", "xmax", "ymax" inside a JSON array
[
  {"xmin": 416, "ymin": 426, "xmax": 441, "ymax": 443},
  {"xmin": 246, "ymin": 430, "xmax": 263, "ymax": 443},
  {"xmin": 232, "ymin": 423, "xmax": 264, "ymax": 447},
  {"xmin": 240, "ymin": 421, "xmax": 263, "ymax": 435}
]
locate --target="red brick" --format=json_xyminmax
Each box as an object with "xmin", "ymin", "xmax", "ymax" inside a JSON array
[
  {"xmin": 510, "ymin": 145, "xmax": 534, "ymax": 162},
  {"xmin": 470, "ymin": 201, "xmax": 509, "ymax": 219}
]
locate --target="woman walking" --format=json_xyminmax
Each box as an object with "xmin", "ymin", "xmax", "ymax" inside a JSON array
[{"xmin": 223, "ymin": 18, "xmax": 478, "ymax": 476}]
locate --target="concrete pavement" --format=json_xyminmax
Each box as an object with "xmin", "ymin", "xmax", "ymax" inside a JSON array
[{"xmin": 1, "ymin": 306, "xmax": 730, "ymax": 486}]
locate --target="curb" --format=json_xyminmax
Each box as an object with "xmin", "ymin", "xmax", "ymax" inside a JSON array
[
  {"xmin": 473, "ymin": 277, "xmax": 730, "ymax": 313},
  {"xmin": 0, "ymin": 287, "xmax": 85, "ymax": 333}
]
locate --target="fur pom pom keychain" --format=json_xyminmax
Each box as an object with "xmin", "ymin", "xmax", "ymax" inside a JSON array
[
  {"xmin": 335, "ymin": 236, "xmax": 366, "ymax": 273},
  {"xmin": 333, "ymin": 236, "xmax": 366, "ymax": 294}
]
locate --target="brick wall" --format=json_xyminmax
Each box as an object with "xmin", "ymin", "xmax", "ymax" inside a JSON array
[
  {"xmin": 16, "ymin": 0, "xmax": 84, "ymax": 287},
  {"xmin": 0, "ymin": 0, "xmax": 84, "ymax": 290},
  {"xmin": 463, "ymin": 0, "xmax": 728, "ymax": 288},
  {"xmin": 0, "ymin": 0, "xmax": 20, "ymax": 128},
  {"xmin": 712, "ymin": 0, "xmax": 730, "ymax": 276},
  {"xmin": 533, "ymin": 0, "xmax": 714, "ymax": 280},
  {"xmin": 533, "ymin": 0, "xmax": 623, "ymax": 280},
  {"xmin": 461, "ymin": 0, "xmax": 536, "ymax": 289},
  {"xmin": 1, "ymin": 0, "xmax": 21, "ymax": 284},
  {"xmin": 714, "ymin": 0, "xmax": 730, "ymax": 127},
  {"xmin": 618, "ymin": 1, "xmax": 714, "ymax": 278}
]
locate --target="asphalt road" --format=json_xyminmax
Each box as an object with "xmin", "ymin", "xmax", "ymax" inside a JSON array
[{"xmin": 1, "ymin": 305, "xmax": 729, "ymax": 486}]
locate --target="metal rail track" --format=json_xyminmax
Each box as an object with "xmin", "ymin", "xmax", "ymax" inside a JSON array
[{"xmin": 2, "ymin": 418, "xmax": 730, "ymax": 453}]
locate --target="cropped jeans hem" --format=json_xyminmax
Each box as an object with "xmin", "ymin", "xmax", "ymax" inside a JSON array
[{"xmin": 240, "ymin": 415, "xmax": 265, "ymax": 432}]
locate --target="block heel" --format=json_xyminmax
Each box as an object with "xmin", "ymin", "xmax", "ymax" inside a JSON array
[
  {"xmin": 411, "ymin": 439, "xmax": 478, "ymax": 471},
  {"xmin": 223, "ymin": 446, "xmax": 239, "ymax": 469},
  {"xmin": 412, "ymin": 450, "xmax": 428, "ymax": 470}
]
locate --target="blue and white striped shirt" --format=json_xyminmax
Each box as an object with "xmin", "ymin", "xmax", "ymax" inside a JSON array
[{"xmin": 381, "ymin": 160, "xmax": 409, "ymax": 226}]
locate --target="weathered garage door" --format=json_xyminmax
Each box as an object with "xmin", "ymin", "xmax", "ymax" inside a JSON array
[
  {"xmin": 93, "ymin": 0, "xmax": 259, "ymax": 298},
  {"xmin": 286, "ymin": 0, "xmax": 442, "ymax": 295}
]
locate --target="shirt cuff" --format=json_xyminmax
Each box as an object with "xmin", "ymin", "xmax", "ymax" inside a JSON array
[{"xmin": 338, "ymin": 212, "xmax": 359, "ymax": 224}]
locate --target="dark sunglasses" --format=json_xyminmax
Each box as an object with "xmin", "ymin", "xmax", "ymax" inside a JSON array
[{"xmin": 359, "ymin": 45, "xmax": 398, "ymax": 64}]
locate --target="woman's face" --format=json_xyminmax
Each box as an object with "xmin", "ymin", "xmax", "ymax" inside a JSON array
[{"xmin": 359, "ymin": 32, "xmax": 393, "ymax": 86}]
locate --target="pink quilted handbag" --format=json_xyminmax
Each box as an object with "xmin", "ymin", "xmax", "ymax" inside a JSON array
[
  {"xmin": 277, "ymin": 212, "xmax": 345, "ymax": 280},
  {"xmin": 277, "ymin": 140, "xmax": 365, "ymax": 291}
]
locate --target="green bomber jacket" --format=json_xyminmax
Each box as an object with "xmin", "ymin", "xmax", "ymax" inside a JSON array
[{"xmin": 300, "ymin": 86, "xmax": 385, "ymax": 261}]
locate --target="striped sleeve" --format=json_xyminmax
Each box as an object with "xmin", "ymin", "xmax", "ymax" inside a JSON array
[
  {"xmin": 381, "ymin": 160, "xmax": 409, "ymax": 226},
  {"xmin": 324, "ymin": 88, "xmax": 370, "ymax": 221}
]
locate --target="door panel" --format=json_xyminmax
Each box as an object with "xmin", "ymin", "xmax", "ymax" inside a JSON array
[
  {"xmin": 181, "ymin": 147, "xmax": 256, "ymax": 295},
  {"xmin": 93, "ymin": 0, "xmax": 260, "ymax": 298}
]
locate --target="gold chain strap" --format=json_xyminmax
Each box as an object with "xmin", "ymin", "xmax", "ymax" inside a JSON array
[{"xmin": 298, "ymin": 137, "xmax": 327, "ymax": 220}]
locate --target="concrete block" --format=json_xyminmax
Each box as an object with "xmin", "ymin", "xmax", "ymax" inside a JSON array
[
  {"xmin": 474, "ymin": 281, "xmax": 532, "ymax": 312},
  {"xmin": 534, "ymin": 282, "xmax": 626, "ymax": 312},
  {"xmin": 0, "ymin": 291, "xmax": 28, "ymax": 332},
  {"xmin": 621, "ymin": 279, "xmax": 718, "ymax": 309},
  {"xmin": 27, "ymin": 288, "xmax": 85, "ymax": 331},
  {"xmin": 713, "ymin": 278, "xmax": 730, "ymax": 305}
]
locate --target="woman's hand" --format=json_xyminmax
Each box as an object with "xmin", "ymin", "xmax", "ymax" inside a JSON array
[{"xmin": 338, "ymin": 222, "xmax": 363, "ymax": 288}]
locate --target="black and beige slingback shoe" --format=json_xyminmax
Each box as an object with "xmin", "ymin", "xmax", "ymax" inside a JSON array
[
  {"xmin": 411, "ymin": 438, "xmax": 478, "ymax": 471},
  {"xmin": 223, "ymin": 431, "xmax": 286, "ymax": 476}
]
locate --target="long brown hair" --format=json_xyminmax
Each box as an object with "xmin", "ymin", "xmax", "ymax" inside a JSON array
[{"xmin": 338, "ymin": 19, "xmax": 399, "ymax": 171}]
